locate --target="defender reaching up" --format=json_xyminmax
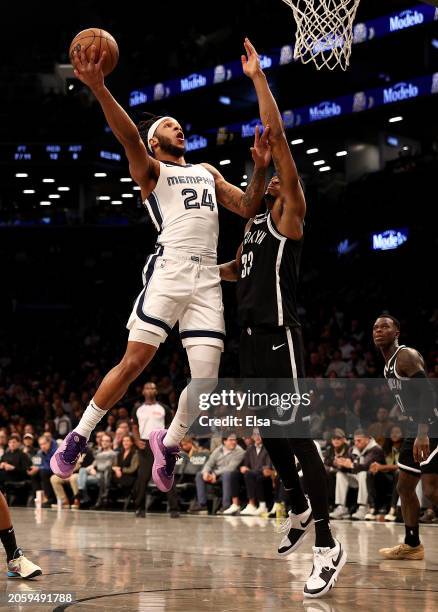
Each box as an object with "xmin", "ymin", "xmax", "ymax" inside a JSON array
[
  {"xmin": 51, "ymin": 45, "xmax": 271, "ymax": 492},
  {"xmin": 220, "ymin": 38, "xmax": 346, "ymax": 599}
]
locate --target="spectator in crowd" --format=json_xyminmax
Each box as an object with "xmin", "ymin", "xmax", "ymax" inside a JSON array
[
  {"xmin": 109, "ymin": 434, "xmax": 139, "ymax": 500},
  {"xmin": 131, "ymin": 382, "xmax": 179, "ymax": 518},
  {"xmin": 54, "ymin": 404, "xmax": 72, "ymax": 438},
  {"xmin": 323, "ymin": 429, "xmax": 350, "ymax": 508},
  {"xmin": 0, "ymin": 434, "xmax": 32, "ymax": 486},
  {"xmin": 240, "ymin": 431, "xmax": 274, "ymax": 516},
  {"xmin": 28, "ymin": 435, "xmax": 58, "ymax": 507},
  {"xmin": 326, "ymin": 350, "xmax": 350, "ymax": 377},
  {"xmin": 367, "ymin": 407, "xmax": 394, "ymax": 447},
  {"xmin": 112, "ymin": 423, "xmax": 130, "ymax": 451},
  {"xmin": 50, "ymin": 470, "xmax": 80, "ymax": 509},
  {"xmin": 78, "ymin": 433, "xmax": 117, "ymax": 510},
  {"xmin": 0, "ymin": 431, "xmax": 8, "ymax": 460},
  {"xmin": 22, "ymin": 433, "xmax": 37, "ymax": 458},
  {"xmin": 329, "ymin": 429, "xmax": 385, "ymax": 521},
  {"xmin": 92, "ymin": 430, "xmax": 104, "ymax": 452},
  {"xmin": 180, "ymin": 436, "xmax": 201, "ymax": 457},
  {"xmin": 105, "ymin": 414, "xmax": 116, "ymax": 433},
  {"xmin": 191, "ymin": 434, "xmax": 245, "ymax": 515},
  {"xmin": 367, "ymin": 425, "xmax": 403, "ymax": 521}
]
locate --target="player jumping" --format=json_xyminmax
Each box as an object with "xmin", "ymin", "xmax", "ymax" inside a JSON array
[
  {"xmin": 220, "ymin": 38, "xmax": 346, "ymax": 599},
  {"xmin": 51, "ymin": 45, "xmax": 271, "ymax": 490}
]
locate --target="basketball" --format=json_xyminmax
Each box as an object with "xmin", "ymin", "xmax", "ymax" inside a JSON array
[{"xmin": 69, "ymin": 28, "xmax": 119, "ymax": 76}]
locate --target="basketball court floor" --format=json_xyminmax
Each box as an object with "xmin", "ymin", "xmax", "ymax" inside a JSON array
[{"xmin": 2, "ymin": 508, "xmax": 437, "ymax": 611}]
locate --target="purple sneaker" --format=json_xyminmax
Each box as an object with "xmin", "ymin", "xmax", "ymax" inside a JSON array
[
  {"xmin": 50, "ymin": 431, "xmax": 87, "ymax": 479},
  {"xmin": 149, "ymin": 429, "xmax": 180, "ymax": 492}
]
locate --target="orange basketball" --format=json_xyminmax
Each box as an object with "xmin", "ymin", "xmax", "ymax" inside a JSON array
[{"xmin": 69, "ymin": 28, "xmax": 119, "ymax": 77}]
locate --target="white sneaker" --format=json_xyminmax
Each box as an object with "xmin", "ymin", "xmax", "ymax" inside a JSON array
[
  {"xmin": 365, "ymin": 509, "xmax": 377, "ymax": 521},
  {"xmin": 351, "ymin": 505, "xmax": 368, "ymax": 521},
  {"xmin": 240, "ymin": 504, "xmax": 260, "ymax": 516},
  {"xmin": 7, "ymin": 551, "xmax": 42, "ymax": 579},
  {"xmin": 277, "ymin": 506, "xmax": 314, "ymax": 557},
  {"xmin": 303, "ymin": 539, "xmax": 347, "ymax": 598},
  {"xmin": 222, "ymin": 503, "xmax": 241, "ymax": 515},
  {"xmin": 384, "ymin": 508, "xmax": 397, "ymax": 522},
  {"xmin": 329, "ymin": 505, "xmax": 350, "ymax": 520}
]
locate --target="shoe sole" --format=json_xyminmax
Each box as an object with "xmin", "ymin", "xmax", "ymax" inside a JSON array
[
  {"xmin": 379, "ymin": 551, "xmax": 425, "ymax": 560},
  {"xmin": 149, "ymin": 431, "xmax": 173, "ymax": 493},
  {"xmin": 8, "ymin": 569, "xmax": 43, "ymax": 579},
  {"xmin": 303, "ymin": 549, "xmax": 347, "ymax": 598},
  {"xmin": 277, "ymin": 520, "xmax": 314, "ymax": 558}
]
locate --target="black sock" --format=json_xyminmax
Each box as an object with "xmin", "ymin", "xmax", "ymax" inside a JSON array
[
  {"xmin": 0, "ymin": 526, "xmax": 19, "ymax": 563},
  {"xmin": 284, "ymin": 488, "xmax": 309, "ymax": 515},
  {"xmin": 314, "ymin": 519, "xmax": 336, "ymax": 548},
  {"xmin": 405, "ymin": 525, "xmax": 420, "ymax": 548}
]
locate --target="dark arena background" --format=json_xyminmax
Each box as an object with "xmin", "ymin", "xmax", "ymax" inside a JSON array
[{"xmin": 0, "ymin": 1, "xmax": 437, "ymax": 610}]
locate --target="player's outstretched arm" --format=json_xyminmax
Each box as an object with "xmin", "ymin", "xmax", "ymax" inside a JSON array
[
  {"xmin": 202, "ymin": 125, "xmax": 271, "ymax": 219},
  {"xmin": 72, "ymin": 45, "xmax": 159, "ymax": 192},
  {"xmin": 242, "ymin": 38, "xmax": 305, "ymax": 240}
]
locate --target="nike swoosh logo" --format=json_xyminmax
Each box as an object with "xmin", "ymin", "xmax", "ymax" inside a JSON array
[
  {"xmin": 332, "ymin": 545, "xmax": 343, "ymax": 567},
  {"xmin": 300, "ymin": 512, "xmax": 313, "ymax": 528},
  {"xmin": 272, "ymin": 343, "xmax": 286, "ymax": 351}
]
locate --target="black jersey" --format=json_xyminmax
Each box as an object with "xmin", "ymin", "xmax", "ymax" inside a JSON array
[
  {"xmin": 236, "ymin": 211, "xmax": 303, "ymax": 328},
  {"xmin": 384, "ymin": 345, "xmax": 437, "ymax": 434}
]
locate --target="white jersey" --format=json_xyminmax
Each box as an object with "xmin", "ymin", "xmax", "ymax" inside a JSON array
[{"xmin": 144, "ymin": 161, "xmax": 219, "ymax": 258}]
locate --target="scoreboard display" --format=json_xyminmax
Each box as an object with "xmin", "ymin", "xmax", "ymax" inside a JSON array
[{"xmin": 1, "ymin": 144, "xmax": 123, "ymax": 164}]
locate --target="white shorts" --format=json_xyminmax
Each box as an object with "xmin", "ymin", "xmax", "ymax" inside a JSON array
[{"xmin": 127, "ymin": 245, "xmax": 225, "ymax": 350}]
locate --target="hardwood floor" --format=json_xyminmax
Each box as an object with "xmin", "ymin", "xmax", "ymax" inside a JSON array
[{"xmin": 2, "ymin": 508, "xmax": 437, "ymax": 611}]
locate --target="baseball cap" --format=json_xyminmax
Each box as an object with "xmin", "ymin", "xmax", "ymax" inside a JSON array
[{"xmin": 23, "ymin": 433, "xmax": 34, "ymax": 440}]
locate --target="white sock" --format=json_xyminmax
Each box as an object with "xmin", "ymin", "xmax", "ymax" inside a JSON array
[
  {"xmin": 163, "ymin": 345, "xmax": 221, "ymax": 448},
  {"xmin": 259, "ymin": 502, "xmax": 267, "ymax": 511},
  {"xmin": 163, "ymin": 387, "xmax": 190, "ymax": 447},
  {"xmin": 75, "ymin": 400, "xmax": 107, "ymax": 439}
]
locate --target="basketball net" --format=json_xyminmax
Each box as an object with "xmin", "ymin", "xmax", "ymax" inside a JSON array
[{"xmin": 281, "ymin": 0, "xmax": 361, "ymax": 70}]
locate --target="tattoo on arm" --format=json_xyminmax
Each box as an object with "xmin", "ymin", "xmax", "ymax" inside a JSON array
[{"xmin": 241, "ymin": 167, "xmax": 266, "ymax": 210}]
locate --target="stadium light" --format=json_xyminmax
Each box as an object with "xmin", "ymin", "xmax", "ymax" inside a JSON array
[
  {"xmin": 291, "ymin": 139, "xmax": 304, "ymax": 145},
  {"xmin": 242, "ymin": 174, "xmax": 248, "ymax": 179},
  {"xmin": 132, "ymin": 186, "xmax": 141, "ymax": 191},
  {"xmin": 388, "ymin": 116, "xmax": 403, "ymax": 123},
  {"xmin": 120, "ymin": 177, "xmax": 132, "ymax": 182},
  {"xmin": 42, "ymin": 178, "xmax": 55, "ymax": 183},
  {"xmin": 94, "ymin": 172, "xmax": 107, "ymax": 178},
  {"xmin": 336, "ymin": 150, "xmax": 348, "ymax": 157},
  {"xmin": 219, "ymin": 159, "xmax": 231, "ymax": 166},
  {"xmin": 15, "ymin": 173, "xmax": 28, "ymax": 178},
  {"xmin": 111, "ymin": 200, "xmax": 123, "ymax": 205},
  {"xmin": 57, "ymin": 186, "xmax": 70, "ymax": 191},
  {"xmin": 122, "ymin": 193, "xmax": 134, "ymax": 198},
  {"xmin": 313, "ymin": 160, "xmax": 325, "ymax": 166},
  {"xmin": 48, "ymin": 194, "xmax": 60, "ymax": 199},
  {"xmin": 23, "ymin": 189, "xmax": 35, "ymax": 194},
  {"xmin": 39, "ymin": 201, "xmax": 51, "ymax": 206},
  {"xmin": 240, "ymin": 181, "xmax": 248, "ymax": 187},
  {"xmin": 97, "ymin": 196, "xmax": 110, "ymax": 201},
  {"xmin": 306, "ymin": 148, "xmax": 319, "ymax": 154},
  {"xmin": 319, "ymin": 166, "xmax": 331, "ymax": 172}
]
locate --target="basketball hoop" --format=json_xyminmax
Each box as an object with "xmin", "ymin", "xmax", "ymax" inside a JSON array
[{"xmin": 281, "ymin": 0, "xmax": 362, "ymax": 70}]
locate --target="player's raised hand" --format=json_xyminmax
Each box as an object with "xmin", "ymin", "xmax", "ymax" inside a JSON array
[
  {"xmin": 251, "ymin": 124, "xmax": 271, "ymax": 169},
  {"xmin": 241, "ymin": 37, "xmax": 263, "ymax": 79},
  {"xmin": 72, "ymin": 45, "xmax": 107, "ymax": 93}
]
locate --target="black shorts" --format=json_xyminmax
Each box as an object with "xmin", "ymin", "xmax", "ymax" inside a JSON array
[
  {"xmin": 239, "ymin": 325, "xmax": 306, "ymax": 378},
  {"xmin": 398, "ymin": 438, "xmax": 438, "ymax": 475},
  {"xmin": 239, "ymin": 325, "xmax": 309, "ymax": 434}
]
